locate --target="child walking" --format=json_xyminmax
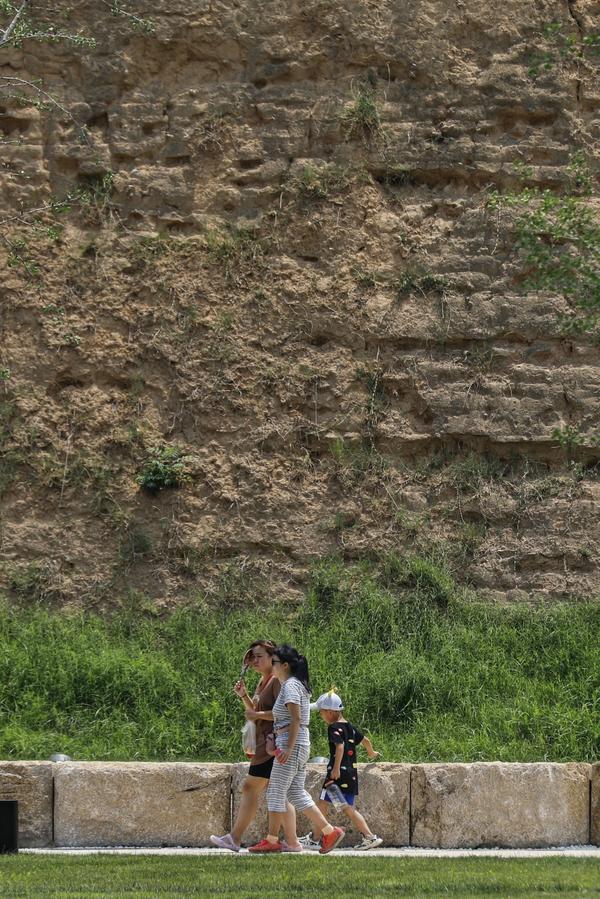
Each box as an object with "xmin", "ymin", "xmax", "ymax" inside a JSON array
[{"xmin": 299, "ymin": 690, "xmax": 383, "ymax": 851}]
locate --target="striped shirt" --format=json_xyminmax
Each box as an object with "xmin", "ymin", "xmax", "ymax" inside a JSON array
[{"xmin": 272, "ymin": 676, "xmax": 311, "ymax": 746}]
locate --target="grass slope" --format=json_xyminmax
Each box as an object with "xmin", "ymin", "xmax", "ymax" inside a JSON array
[{"xmin": 0, "ymin": 558, "xmax": 598, "ymax": 762}]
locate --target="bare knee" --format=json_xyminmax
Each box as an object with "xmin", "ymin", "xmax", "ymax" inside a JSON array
[{"xmin": 243, "ymin": 777, "xmax": 266, "ymax": 797}]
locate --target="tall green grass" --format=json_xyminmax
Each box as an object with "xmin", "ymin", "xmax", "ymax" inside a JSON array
[{"xmin": 0, "ymin": 557, "xmax": 598, "ymax": 762}]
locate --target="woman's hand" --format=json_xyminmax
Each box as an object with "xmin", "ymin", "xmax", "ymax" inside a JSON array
[
  {"xmin": 233, "ymin": 680, "xmax": 248, "ymax": 698},
  {"xmin": 276, "ymin": 750, "xmax": 290, "ymax": 765},
  {"xmin": 244, "ymin": 708, "xmax": 260, "ymax": 721},
  {"xmin": 368, "ymin": 750, "xmax": 381, "ymax": 760}
]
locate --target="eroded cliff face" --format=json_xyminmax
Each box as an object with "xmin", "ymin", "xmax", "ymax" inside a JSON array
[{"xmin": 1, "ymin": 0, "xmax": 600, "ymax": 607}]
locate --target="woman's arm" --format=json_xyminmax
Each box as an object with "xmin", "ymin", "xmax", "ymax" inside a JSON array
[
  {"xmin": 233, "ymin": 680, "xmax": 255, "ymax": 710},
  {"xmin": 244, "ymin": 709, "xmax": 274, "ymax": 721},
  {"xmin": 276, "ymin": 702, "xmax": 300, "ymax": 765}
]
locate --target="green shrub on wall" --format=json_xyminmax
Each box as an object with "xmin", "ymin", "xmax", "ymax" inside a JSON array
[{"xmin": 136, "ymin": 446, "xmax": 190, "ymax": 493}]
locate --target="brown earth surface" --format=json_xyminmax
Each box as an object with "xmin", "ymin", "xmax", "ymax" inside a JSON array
[{"xmin": 1, "ymin": 0, "xmax": 600, "ymax": 608}]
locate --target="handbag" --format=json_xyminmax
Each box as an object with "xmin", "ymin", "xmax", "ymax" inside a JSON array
[{"xmin": 266, "ymin": 725, "xmax": 289, "ymax": 756}]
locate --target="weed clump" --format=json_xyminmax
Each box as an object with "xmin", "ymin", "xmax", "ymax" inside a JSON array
[
  {"xmin": 136, "ymin": 446, "xmax": 190, "ymax": 493},
  {"xmin": 287, "ymin": 163, "xmax": 355, "ymax": 205},
  {"xmin": 340, "ymin": 78, "xmax": 381, "ymax": 140}
]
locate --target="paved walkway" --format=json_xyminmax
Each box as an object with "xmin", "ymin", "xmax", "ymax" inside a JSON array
[{"xmin": 23, "ymin": 846, "xmax": 600, "ymax": 858}]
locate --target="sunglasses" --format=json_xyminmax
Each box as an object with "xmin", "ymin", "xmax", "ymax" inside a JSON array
[{"xmin": 272, "ymin": 659, "xmax": 282, "ymax": 665}]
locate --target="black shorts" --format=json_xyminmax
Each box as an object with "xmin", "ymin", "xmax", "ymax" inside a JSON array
[{"xmin": 248, "ymin": 757, "xmax": 275, "ymax": 779}]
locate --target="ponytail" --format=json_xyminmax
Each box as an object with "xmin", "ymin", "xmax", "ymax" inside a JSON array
[
  {"xmin": 295, "ymin": 654, "xmax": 310, "ymax": 693},
  {"xmin": 275, "ymin": 644, "xmax": 311, "ymax": 693}
]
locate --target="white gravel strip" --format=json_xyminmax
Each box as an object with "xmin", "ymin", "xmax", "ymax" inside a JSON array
[{"xmin": 22, "ymin": 846, "xmax": 600, "ymax": 858}]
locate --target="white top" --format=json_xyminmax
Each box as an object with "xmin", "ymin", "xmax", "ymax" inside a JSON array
[{"xmin": 272, "ymin": 676, "xmax": 311, "ymax": 746}]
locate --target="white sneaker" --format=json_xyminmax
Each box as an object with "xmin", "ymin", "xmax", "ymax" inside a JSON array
[
  {"xmin": 354, "ymin": 834, "xmax": 383, "ymax": 850},
  {"xmin": 298, "ymin": 833, "xmax": 320, "ymax": 850},
  {"xmin": 209, "ymin": 833, "xmax": 240, "ymax": 852}
]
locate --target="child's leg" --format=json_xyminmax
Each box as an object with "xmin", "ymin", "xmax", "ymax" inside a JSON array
[
  {"xmin": 343, "ymin": 804, "xmax": 374, "ymax": 837},
  {"xmin": 307, "ymin": 799, "xmax": 330, "ymax": 840}
]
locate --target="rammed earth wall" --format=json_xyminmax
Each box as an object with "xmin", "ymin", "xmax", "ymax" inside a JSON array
[
  {"xmin": 2, "ymin": 1, "xmax": 600, "ymax": 606},
  {"xmin": 2, "ymin": 761, "xmax": 598, "ymax": 848}
]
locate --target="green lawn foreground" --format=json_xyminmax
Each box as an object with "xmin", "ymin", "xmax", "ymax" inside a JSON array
[{"xmin": 0, "ymin": 856, "xmax": 598, "ymax": 898}]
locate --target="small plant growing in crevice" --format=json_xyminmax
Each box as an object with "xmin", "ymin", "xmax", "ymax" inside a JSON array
[
  {"xmin": 327, "ymin": 510, "xmax": 357, "ymax": 534},
  {"xmin": 352, "ymin": 266, "xmax": 406, "ymax": 292},
  {"xmin": 75, "ymin": 170, "xmax": 116, "ymax": 216},
  {"xmin": 128, "ymin": 233, "xmax": 173, "ymax": 270},
  {"xmin": 487, "ymin": 152, "xmax": 600, "ymax": 336},
  {"xmin": 329, "ymin": 437, "xmax": 387, "ymax": 484},
  {"xmin": 461, "ymin": 342, "xmax": 495, "ymax": 373},
  {"xmin": 340, "ymin": 75, "xmax": 381, "ymax": 141},
  {"xmin": 5, "ymin": 234, "xmax": 40, "ymax": 280},
  {"xmin": 396, "ymin": 264, "xmax": 448, "ymax": 299},
  {"xmin": 136, "ymin": 446, "xmax": 190, "ymax": 493},
  {"xmin": 195, "ymin": 108, "xmax": 232, "ymax": 153},
  {"xmin": 204, "ymin": 225, "xmax": 265, "ymax": 264},
  {"xmin": 455, "ymin": 523, "xmax": 486, "ymax": 564},
  {"xmin": 552, "ymin": 424, "xmax": 584, "ymax": 452},
  {"xmin": 447, "ymin": 452, "xmax": 510, "ymax": 495},
  {"xmin": 527, "ymin": 21, "xmax": 600, "ymax": 78},
  {"xmin": 376, "ymin": 164, "xmax": 412, "ymax": 188},
  {"xmin": 286, "ymin": 163, "xmax": 358, "ymax": 205},
  {"xmin": 356, "ymin": 363, "xmax": 389, "ymax": 438},
  {"xmin": 549, "ymin": 424, "xmax": 600, "ymax": 463},
  {"xmin": 394, "ymin": 507, "xmax": 425, "ymax": 540}
]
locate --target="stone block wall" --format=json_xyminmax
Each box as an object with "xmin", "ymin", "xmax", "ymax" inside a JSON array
[
  {"xmin": 0, "ymin": 762, "xmax": 53, "ymax": 847},
  {"xmin": 2, "ymin": 761, "xmax": 598, "ymax": 848},
  {"xmin": 53, "ymin": 762, "xmax": 231, "ymax": 848},
  {"xmin": 410, "ymin": 763, "xmax": 591, "ymax": 849},
  {"xmin": 591, "ymin": 763, "xmax": 600, "ymax": 846}
]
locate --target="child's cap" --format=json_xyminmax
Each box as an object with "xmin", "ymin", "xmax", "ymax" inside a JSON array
[{"xmin": 310, "ymin": 689, "xmax": 344, "ymax": 712}]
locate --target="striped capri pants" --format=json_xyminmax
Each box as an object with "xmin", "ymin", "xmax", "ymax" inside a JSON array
[{"xmin": 266, "ymin": 742, "xmax": 314, "ymax": 813}]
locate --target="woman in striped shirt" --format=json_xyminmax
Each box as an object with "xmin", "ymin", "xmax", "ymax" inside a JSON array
[{"xmin": 248, "ymin": 644, "xmax": 345, "ymax": 855}]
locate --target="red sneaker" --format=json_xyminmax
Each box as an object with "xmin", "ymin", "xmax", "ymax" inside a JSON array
[
  {"xmin": 248, "ymin": 838, "xmax": 284, "ymax": 853},
  {"xmin": 319, "ymin": 826, "xmax": 345, "ymax": 854}
]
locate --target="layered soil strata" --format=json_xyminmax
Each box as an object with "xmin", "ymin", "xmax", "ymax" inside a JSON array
[{"xmin": 1, "ymin": 0, "xmax": 600, "ymax": 605}]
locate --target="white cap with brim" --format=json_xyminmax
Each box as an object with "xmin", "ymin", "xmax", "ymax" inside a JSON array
[{"xmin": 310, "ymin": 690, "xmax": 344, "ymax": 712}]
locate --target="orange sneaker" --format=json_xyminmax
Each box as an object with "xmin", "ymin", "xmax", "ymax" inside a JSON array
[
  {"xmin": 319, "ymin": 826, "xmax": 345, "ymax": 854},
  {"xmin": 248, "ymin": 838, "xmax": 284, "ymax": 853}
]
